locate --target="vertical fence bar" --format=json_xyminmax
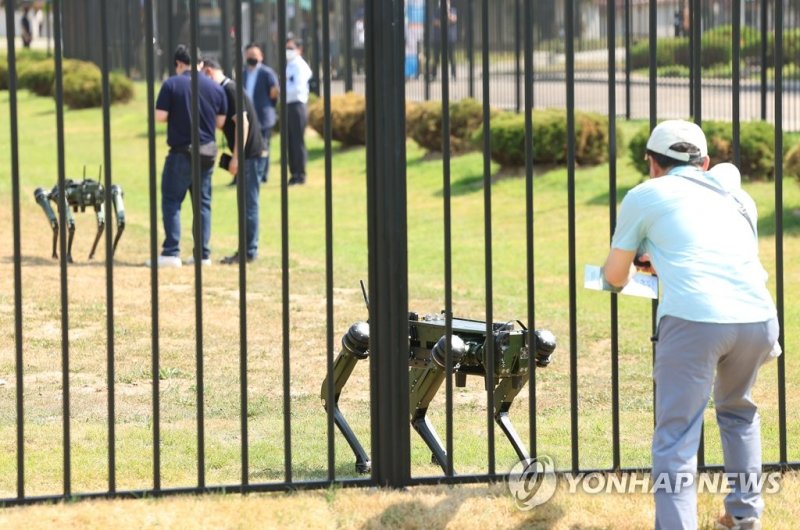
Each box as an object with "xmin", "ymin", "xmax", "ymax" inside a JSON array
[
  {"xmin": 607, "ymin": 0, "xmax": 621, "ymax": 472},
  {"xmin": 648, "ymin": 0, "xmax": 657, "ymax": 430},
  {"xmin": 323, "ymin": 0, "xmax": 336, "ymax": 482},
  {"xmin": 344, "ymin": 0, "xmax": 353, "ymax": 91},
  {"xmin": 365, "ymin": 0, "xmax": 411, "ymax": 488},
  {"xmin": 278, "ymin": 0, "xmax": 293, "ymax": 484},
  {"xmin": 424, "ymin": 0, "xmax": 431, "ymax": 99},
  {"xmin": 691, "ymin": 0, "xmax": 701, "ymax": 123},
  {"xmin": 514, "ymin": 0, "xmax": 521, "ymax": 114},
  {"xmin": 233, "ymin": 0, "xmax": 250, "ymax": 491},
  {"xmin": 124, "ymin": 0, "xmax": 132, "ymax": 77},
  {"xmin": 624, "ymin": 0, "xmax": 631, "ymax": 120},
  {"xmin": 5, "ymin": 0, "xmax": 25, "ymax": 501},
  {"xmin": 733, "ymin": 0, "xmax": 741, "ymax": 167},
  {"xmin": 760, "ymin": 0, "xmax": 768, "ymax": 121},
  {"xmin": 144, "ymin": 0, "xmax": 161, "ymax": 492},
  {"xmin": 188, "ymin": 0, "xmax": 206, "ymax": 489},
  {"xmin": 565, "ymin": 0, "xmax": 578, "ymax": 474},
  {"xmin": 467, "ymin": 0, "xmax": 474, "ymax": 99},
  {"xmin": 690, "ymin": 0, "xmax": 705, "ymax": 468},
  {"xmin": 439, "ymin": 0, "xmax": 455, "ymax": 478},
  {"xmin": 222, "ymin": 0, "xmax": 231, "ymax": 74},
  {"xmin": 523, "ymin": 0, "xmax": 537, "ymax": 460},
  {"xmin": 99, "ymin": 0, "xmax": 117, "ymax": 494},
  {"xmin": 312, "ymin": 0, "xmax": 320, "ymax": 93},
  {"xmin": 480, "ymin": 0, "xmax": 496, "ymax": 476},
  {"xmin": 52, "ymin": 0, "xmax": 72, "ymax": 498},
  {"xmin": 250, "ymin": 0, "xmax": 256, "ymax": 46},
  {"xmin": 774, "ymin": 0, "xmax": 788, "ymax": 465}
]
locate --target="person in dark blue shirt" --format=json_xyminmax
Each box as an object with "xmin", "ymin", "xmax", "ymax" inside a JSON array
[
  {"xmin": 149, "ymin": 45, "xmax": 227, "ymax": 268},
  {"xmin": 242, "ymin": 43, "xmax": 279, "ymax": 184}
]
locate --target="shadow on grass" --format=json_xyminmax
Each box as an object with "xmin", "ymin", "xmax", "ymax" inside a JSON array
[
  {"xmin": 2, "ymin": 255, "xmax": 145, "ymax": 267},
  {"xmin": 249, "ymin": 460, "xmax": 363, "ymax": 482},
  {"xmin": 585, "ymin": 182, "xmax": 638, "ymax": 206},
  {"xmin": 435, "ymin": 165, "xmax": 560, "ymax": 197},
  {"xmin": 362, "ymin": 491, "xmax": 566, "ymax": 530},
  {"xmin": 758, "ymin": 207, "xmax": 800, "ymax": 237}
]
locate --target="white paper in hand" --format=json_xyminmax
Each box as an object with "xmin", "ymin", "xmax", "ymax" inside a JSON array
[{"xmin": 584, "ymin": 264, "xmax": 659, "ymax": 299}]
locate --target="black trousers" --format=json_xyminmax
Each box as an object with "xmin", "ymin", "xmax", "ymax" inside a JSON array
[{"xmin": 287, "ymin": 101, "xmax": 307, "ymax": 178}]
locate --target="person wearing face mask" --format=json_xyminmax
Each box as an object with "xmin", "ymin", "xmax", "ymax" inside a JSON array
[
  {"xmin": 241, "ymin": 43, "xmax": 279, "ymax": 185},
  {"xmin": 284, "ymin": 37, "xmax": 312, "ymax": 186}
]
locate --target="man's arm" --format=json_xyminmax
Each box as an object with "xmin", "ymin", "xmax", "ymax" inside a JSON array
[
  {"xmin": 216, "ymin": 114, "xmax": 226, "ymax": 129},
  {"xmin": 602, "ymin": 248, "xmax": 636, "ymax": 288},
  {"xmin": 228, "ymin": 113, "xmax": 250, "ymax": 176},
  {"xmin": 156, "ymin": 109, "xmax": 168, "ymax": 122}
]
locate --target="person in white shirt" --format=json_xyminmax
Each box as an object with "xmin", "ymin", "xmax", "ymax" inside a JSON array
[{"xmin": 285, "ymin": 37, "xmax": 313, "ymax": 186}]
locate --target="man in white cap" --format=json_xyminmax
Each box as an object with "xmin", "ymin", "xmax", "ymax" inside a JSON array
[{"xmin": 602, "ymin": 120, "xmax": 778, "ymax": 530}]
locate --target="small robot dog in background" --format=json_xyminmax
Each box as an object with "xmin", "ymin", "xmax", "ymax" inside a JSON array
[{"xmin": 34, "ymin": 167, "xmax": 125, "ymax": 263}]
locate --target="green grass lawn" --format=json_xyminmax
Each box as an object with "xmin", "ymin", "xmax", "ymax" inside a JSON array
[{"xmin": 0, "ymin": 82, "xmax": 798, "ymax": 499}]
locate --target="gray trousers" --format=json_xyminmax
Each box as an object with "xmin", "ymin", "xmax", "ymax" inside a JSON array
[
  {"xmin": 653, "ymin": 315, "xmax": 779, "ymax": 530},
  {"xmin": 287, "ymin": 101, "xmax": 307, "ymax": 178}
]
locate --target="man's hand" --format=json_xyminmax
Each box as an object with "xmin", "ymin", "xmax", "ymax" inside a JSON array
[
  {"xmin": 634, "ymin": 253, "xmax": 657, "ymax": 275},
  {"xmin": 228, "ymin": 155, "xmax": 239, "ymax": 176}
]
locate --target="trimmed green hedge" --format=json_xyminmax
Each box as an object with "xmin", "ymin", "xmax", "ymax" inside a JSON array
[
  {"xmin": 472, "ymin": 109, "xmax": 620, "ymax": 168},
  {"xmin": 406, "ymin": 98, "xmax": 494, "ymax": 153},
  {"xmin": 784, "ymin": 142, "xmax": 800, "ymax": 182},
  {"xmin": 1, "ymin": 54, "xmax": 134, "ymax": 108},
  {"xmin": 307, "ymin": 91, "xmax": 366, "ymax": 146},
  {"xmin": 628, "ymin": 120, "xmax": 776, "ymax": 181}
]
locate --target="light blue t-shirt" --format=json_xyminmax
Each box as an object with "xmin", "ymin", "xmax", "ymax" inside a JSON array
[{"xmin": 611, "ymin": 165, "xmax": 775, "ymax": 324}]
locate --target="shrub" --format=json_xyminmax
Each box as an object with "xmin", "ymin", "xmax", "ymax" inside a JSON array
[
  {"xmin": 473, "ymin": 109, "xmax": 619, "ymax": 168},
  {"xmin": 628, "ymin": 120, "xmax": 776, "ymax": 181},
  {"xmin": 628, "ymin": 125, "xmax": 650, "ymax": 175},
  {"xmin": 406, "ymin": 98, "xmax": 495, "ymax": 153},
  {"xmin": 307, "ymin": 91, "xmax": 366, "ymax": 146},
  {"xmin": 62, "ymin": 62, "xmax": 103, "ymax": 109},
  {"xmin": 784, "ymin": 142, "xmax": 800, "ymax": 182},
  {"xmin": 630, "ymin": 37, "xmax": 690, "ymax": 70},
  {"xmin": 704, "ymin": 24, "xmax": 761, "ymax": 62},
  {"xmin": 405, "ymin": 100, "xmax": 441, "ymax": 151},
  {"xmin": 706, "ymin": 120, "xmax": 775, "ymax": 181},
  {"xmin": 110, "ymin": 71, "xmax": 135, "ymax": 104},
  {"xmin": 742, "ymin": 28, "xmax": 800, "ymax": 67},
  {"xmin": 18, "ymin": 59, "xmax": 55, "ymax": 96}
]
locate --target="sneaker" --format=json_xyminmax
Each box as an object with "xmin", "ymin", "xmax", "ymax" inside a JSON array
[
  {"xmin": 184, "ymin": 256, "xmax": 212, "ymax": 266},
  {"xmin": 715, "ymin": 514, "xmax": 761, "ymax": 530},
  {"xmin": 144, "ymin": 255, "xmax": 182, "ymax": 268},
  {"xmin": 220, "ymin": 252, "xmax": 255, "ymax": 265}
]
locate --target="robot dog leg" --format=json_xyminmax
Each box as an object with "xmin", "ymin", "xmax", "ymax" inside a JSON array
[{"xmin": 320, "ymin": 322, "xmax": 372, "ymax": 473}]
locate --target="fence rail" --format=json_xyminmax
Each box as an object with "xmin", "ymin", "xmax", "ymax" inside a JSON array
[{"xmin": 1, "ymin": 0, "xmax": 799, "ymax": 507}]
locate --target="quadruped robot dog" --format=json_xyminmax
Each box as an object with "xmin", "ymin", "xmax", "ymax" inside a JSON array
[
  {"xmin": 34, "ymin": 167, "xmax": 125, "ymax": 263},
  {"xmin": 321, "ymin": 283, "xmax": 557, "ymax": 474}
]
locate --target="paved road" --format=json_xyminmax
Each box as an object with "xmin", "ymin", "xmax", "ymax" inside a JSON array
[{"xmin": 329, "ymin": 73, "xmax": 800, "ymax": 131}]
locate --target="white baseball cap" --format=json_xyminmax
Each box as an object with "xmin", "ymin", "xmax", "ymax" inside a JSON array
[{"xmin": 646, "ymin": 120, "xmax": 708, "ymax": 162}]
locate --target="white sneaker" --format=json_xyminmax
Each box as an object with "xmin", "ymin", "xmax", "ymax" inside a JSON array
[
  {"xmin": 144, "ymin": 255, "xmax": 182, "ymax": 268},
  {"xmin": 184, "ymin": 256, "xmax": 212, "ymax": 266}
]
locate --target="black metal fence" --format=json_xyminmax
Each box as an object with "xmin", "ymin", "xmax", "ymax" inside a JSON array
[
  {"xmin": 52, "ymin": 0, "xmax": 800, "ymax": 130},
  {"xmin": 1, "ymin": 0, "xmax": 799, "ymax": 506}
]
